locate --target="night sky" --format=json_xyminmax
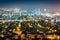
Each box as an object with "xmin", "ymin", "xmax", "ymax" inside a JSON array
[{"xmin": 0, "ymin": 0, "xmax": 60, "ymax": 9}]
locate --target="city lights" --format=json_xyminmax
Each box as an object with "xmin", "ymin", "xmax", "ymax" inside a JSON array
[{"xmin": 0, "ymin": 8, "xmax": 59, "ymax": 40}]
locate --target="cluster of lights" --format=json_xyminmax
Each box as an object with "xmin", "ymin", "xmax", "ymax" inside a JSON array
[
  {"xmin": 0, "ymin": 20, "xmax": 59, "ymax": 40},
  {"xmin": 0, "ymin": 8, "xmax": 60, "ymax": 17},
  {"xmin": 0, "ymin": 8, "xmax": 60, "ymax": 40}
]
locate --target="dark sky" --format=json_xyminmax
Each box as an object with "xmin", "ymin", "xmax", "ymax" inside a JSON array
[{"xmin": 0, "ymin": 0, "xmax": 60, "ymax": 9}]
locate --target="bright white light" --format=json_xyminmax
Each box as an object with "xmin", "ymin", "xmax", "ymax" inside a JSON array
[
  {"xmin": 20, "ymin": 19, "xmax": 23, "ymax": 22},
  {"xmin": 45, "ymin": 13, "xmax": 49, "ymax": 16},
  {"xmin": 7, "ymin": 20, "xmax": 11, "ymax": 22},
  {"xmin": 58, "ymin": 36, "xmax": 60, "ymax": 39},
  {"xmin": 56, "ymin": 20, "xmax": 60, "ymax": 22},
  {"xmin": 44, "ymin": 9, "xmax": 47, "ymax": 11},
  {"xmin": 51, "ymin": 19, "xmax": 54, "ymax": 22},
  {"xmin": 54, "ymin": 12, "xmax": 60, "ymax": 16}
]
